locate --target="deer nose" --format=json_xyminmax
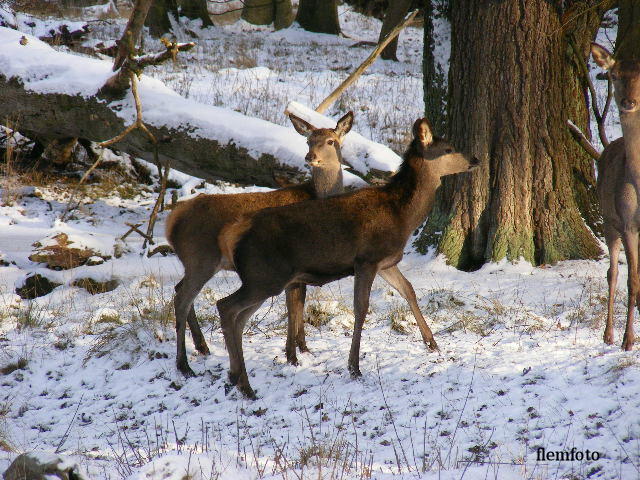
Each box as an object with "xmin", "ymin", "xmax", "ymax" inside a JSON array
[
  {"xmin": 621, "ymin": 99, "xmax": 637, "ymax": 112},
  {"xmin": 305, "ymin": 152, "xmax": 317, "ymax": 164}
]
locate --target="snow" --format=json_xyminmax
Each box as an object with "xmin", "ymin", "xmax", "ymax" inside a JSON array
[{"xmin": 0, "ymin": 3, "xmax": 638, "ymax": 480}]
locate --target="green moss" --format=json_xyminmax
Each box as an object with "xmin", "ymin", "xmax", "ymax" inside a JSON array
[{"xmin": 489, "ymin": 224, "xmax": 535, "ymax": 264}]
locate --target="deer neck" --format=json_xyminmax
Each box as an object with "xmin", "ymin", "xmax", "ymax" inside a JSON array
[
  {"xmin": 311, "ymin": 165, "xmax": 344, "ymax": 198},
  {"xmin": 386, "ymin": 157, "xmax": 439, "ymax": 234},
  {"xmin": 622, "ymin": 113, "xmax": 640, "ymax": 179}
]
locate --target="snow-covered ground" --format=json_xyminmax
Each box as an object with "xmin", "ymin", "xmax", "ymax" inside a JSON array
[{"xmin": 1, "ymin": 3, "xmax": 638, "ymax": 480}]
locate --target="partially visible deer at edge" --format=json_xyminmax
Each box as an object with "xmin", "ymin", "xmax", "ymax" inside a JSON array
[
  {"xmin": 166, "ymin": 111, "xmax": 353, "ymax": 376},
  {"xmin": 218, "ymin": 117, "xmax": 480, "ymax": 398},
  {"xmin": 591, "ymin": 43, "xmax": 640, "ymax": 351}
]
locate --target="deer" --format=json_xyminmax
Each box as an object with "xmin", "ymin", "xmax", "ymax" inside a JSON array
[
  {"xmin": 591, "ymin": 43, "xmax": 640, "ymax": 351},
  {"xmin": 166, "ymin": 111, "xmax": 353, "ymax": 376},
  {"xmin": 217, "ymin": 117, "xmax": 480, "ymax": 398},
  {"xmin": 167, "ymin": 111, "xmax": 440, "ymax": 376}
]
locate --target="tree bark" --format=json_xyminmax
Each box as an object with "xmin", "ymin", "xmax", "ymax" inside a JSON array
[
  {"xmin": 241, "ymin": 0, "xmax": 293, "ymax": 29},
  {"xmin": 617, "ymin": 0, "xmax": 640, "ymax": 60},
  {"xmin": 416, "ymin": 0, "xmax": 613, "ymax": 269},
  {"xmin": 145, "ymin": 0, "xmax": 178, "ymax": 38},
  {"xmin": 274, "ymin": 0, "xmax": 294, "ymax": 30},
  {"xmin": 179, "ymin": 0, "xmax": 213, "ymax": 27},
  {"xmin": 241, "ymin": 0, "xmax": 274, "ymax": 25},
  {"xmin": 296, "ymin": 0, "xmax": 340, "ymax": 35},
  {"xmin": 378, "ymin": 0, "xmax": 411, "ymax": 61},
  {"xmin": 422, "ymin": 0, "xmax": 446, "ymax": 136}
]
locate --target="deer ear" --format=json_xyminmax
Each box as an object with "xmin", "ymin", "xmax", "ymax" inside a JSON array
[
  {"xmin": 591, "ymin": 43, "xmax": 615, "ymax": 70},
  {"xmin": 289, "ymin": 114, "xmax": 315, "ymax": 138},
  {"xmin": 334, "ymin": 111, "xmax": 354, "ymax": 140},
  {"xmin": 413, "ymin": 118, "xmax": 434, "ymax": 146}
]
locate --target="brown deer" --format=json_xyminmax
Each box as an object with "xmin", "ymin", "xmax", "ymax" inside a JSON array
[
  {"xmin": 218, "ymin": 117, "xmax": 480, "ymax": 398},
  {"xmin": 591, "ymin": 43, "xmax": 640, "ymax": 351},
  {"xmin": 166, "ymin": 111, "xmax": 353, "ymax": 376}
]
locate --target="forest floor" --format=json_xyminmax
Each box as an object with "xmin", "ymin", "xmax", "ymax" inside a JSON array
[{"xmin": 0, "ymin": 3, "xmax": 637, "ymax": 480}]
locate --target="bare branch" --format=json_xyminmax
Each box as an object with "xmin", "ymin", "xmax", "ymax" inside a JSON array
[{"xmin": 567, "ymin": 119, "xmax": 601, "ymax": 161}]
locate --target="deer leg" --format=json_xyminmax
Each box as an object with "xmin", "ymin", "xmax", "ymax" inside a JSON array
[
  {"xmin": 285, "ymin": 283, "xmax": 308, "ymax": 365},
  {"xmin": 378, "ymin": 265, "xmax": 439, "ymax": 351},
  {"xmin": 217, "ymin": 288, "xmax": 266, "ymax": 399},
  {"xmin": 604, "ymin": 231, "xmax": 621, "ymax": 345},
  {"xmin": 174, "ymin": 262, "xmax": 217, "ymax": 376},
  {"xmin": 348, "ymin": 263, "xmax": 378, "ymax": 378},
  {"xmin": 621, "ymin": 231, "xmax": 639, "ymax": 351},
  {"xmin": 176, "ymin": 278, "xmax": 212, "ymax": 356}
]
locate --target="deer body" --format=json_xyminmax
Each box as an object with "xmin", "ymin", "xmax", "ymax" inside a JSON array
[
  {"xmin": 218, "ymin": 118, "xmax": 479, "ymax": 397},
  {"xmin": 592, "ymin": 44, "xmax": 640, "ymax": 351},
  {"xmin": 167, "ymin": 112, "xmax": 352, "ymax": 375}
]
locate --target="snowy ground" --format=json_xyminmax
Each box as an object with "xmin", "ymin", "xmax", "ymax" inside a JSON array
[{"xmin": 1, "ymin": 3, "xmax": 639, "ymax": 480}]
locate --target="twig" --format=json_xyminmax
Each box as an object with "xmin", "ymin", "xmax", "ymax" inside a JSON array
[
  {"xmin": 375, "ymin": 357, "xmax": 411, "ymax": 472},
  {"xmin": 54, "ymin": 393, "xmax": 84, "ymax": 453}
]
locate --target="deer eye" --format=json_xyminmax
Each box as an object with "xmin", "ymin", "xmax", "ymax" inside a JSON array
[
  {"xmin": 611, "ymin": 73, "xmax": 618, "ymax": 80},
  {"xmin": 327, "ymin": 140, "xmax": 334, "ymax": 145},
  {"xmin": 445, "ymin": 148, "xmax": 453, "ymax": 154}
]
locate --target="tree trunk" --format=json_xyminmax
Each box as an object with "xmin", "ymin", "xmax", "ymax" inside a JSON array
[
  {"xmin": 145, "ymin": 0, "xmax": 177, "ymax": 37},
  {"xmin": 274, "ymin": 0, "xmax": 294, "ymax": 30},
  {"xmin": 617, "ymin": 0, "xmax": 640, "ymax": 60},
  {"xmin": 416, "ymin": 0, "xmax": 613, "ymax": 269},
  {"xmin": 378, "ymin": 0, "xmax": 411, "ymax": 61},
  {"xmin": 241, "ymin": 0, "xmax": 274, "ymax": 25},
  {"xmin": 179, "ymin": 0, "xmax": 213, "ymax": 27},
  {"xmin": 296, "ymin": 0, "xmax": 340, "ymax": 35},
  {"xmin": 422, "ymin": 0, "xmax": 446, "ymax": 136}
]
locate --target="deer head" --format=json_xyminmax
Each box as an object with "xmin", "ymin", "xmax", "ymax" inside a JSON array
[
  {"xmin": 411, "ymin": 118, "xmax": 480, "ymax": 176},
  {"xmin": 289, "ymin": 112, "xmax": 354, "ymax": 168},
  {"xmin": 592, "ymin": 43, "xmax": 640, "ymax": 115}
]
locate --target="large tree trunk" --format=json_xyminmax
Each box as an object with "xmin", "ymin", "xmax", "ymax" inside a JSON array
[
  {"xmin": 416, "ymin": 0, "xmax": 613, "ymax": 269},
  {"xmin": 241, "ymin": 0, "xmax": 293, "ymax": 29},
  {"xmin": 145, "ymin": 0, "xmax": 177, "ymax": 37},
  {"xmin": 378, "ymin": 0, "xmax": 411, "ymax": 61},
  {"xmin": 179, "ymin": 0, "xmax": 213, "ymax": 27},
  {"xmin": 296, "ymin": 0, "xmax": 340, "ymax": 35},
  {"xmin": 617, "ymin": 0, "xmax": 640, "ymax": 59},
  {"xmin": 241, "ymin": 0, "xmax": 274, "ymax": 25}
]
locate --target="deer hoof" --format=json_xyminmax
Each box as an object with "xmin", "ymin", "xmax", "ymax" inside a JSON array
[
  {"xmin": 603, "ymin": 332, "xmax": 614, "ymax": 345},
  {"xmin": 622, "ymin": 336, "xmax": 635, "ymax": 351},
  {"xmin": 286, "ymin": 355, "xmax": 299, "ymax": 366},
  {"xmin": 177, "ymin": 363, "xmax": 196, "ymax": 378},
  {"xmin": 426, "ymin": 339, "xmax": 439, "ymax": 351},
  {"xmin": 239, "ymin": 383, "xmax": 257, "ymax": 400}
]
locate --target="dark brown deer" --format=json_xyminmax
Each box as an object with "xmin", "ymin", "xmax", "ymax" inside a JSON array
[
  {"xmin": 166, "ymin": 112, "xmax": 353, "ymax": 376},
  {"xmin": 591, "ymin": 43, "xmax": 640, "ymax": 351},
  {"xmin": 218, "ymin": 117, "xmax": 480, "ymax": 397}
]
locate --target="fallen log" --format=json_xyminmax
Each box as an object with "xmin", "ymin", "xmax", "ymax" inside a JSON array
[{"xmin": 0, "ymin": 28, "xmax": 400, "ymax": 187}]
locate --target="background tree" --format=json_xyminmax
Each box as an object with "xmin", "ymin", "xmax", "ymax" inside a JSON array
[
  {"xmin": 416, "ymin": 0, "xmax": 615, "ymax": 269},
  {"xmin": 617, "ymin": 0, "xmax": 640, "ymax": 59},
  {"xmin": 145, "ymin": 0, "xmax": 177, "ymax": 37},
  {"xmin": 179, "ymin": 0, "xmax": 213, "ymax": 28},
  {"xmin": 241, "ymin": 0, "xmax": 293, "ymax": 30},
  {"xmin": 422, "ymin": 0, "xmax": 446, "ymax": 135},
  {"xmin": 296, "ymin": 0, "xmax": 340, "ymax": 35},
  {"xmin": 378, "ymin": 0, "xmax": 412, "ymax": 61}
]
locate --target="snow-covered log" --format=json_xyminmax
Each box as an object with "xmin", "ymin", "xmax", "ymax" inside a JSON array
[{"xmin": 0, "ymin": 28, "xmax": 401, "ymax": 187}]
